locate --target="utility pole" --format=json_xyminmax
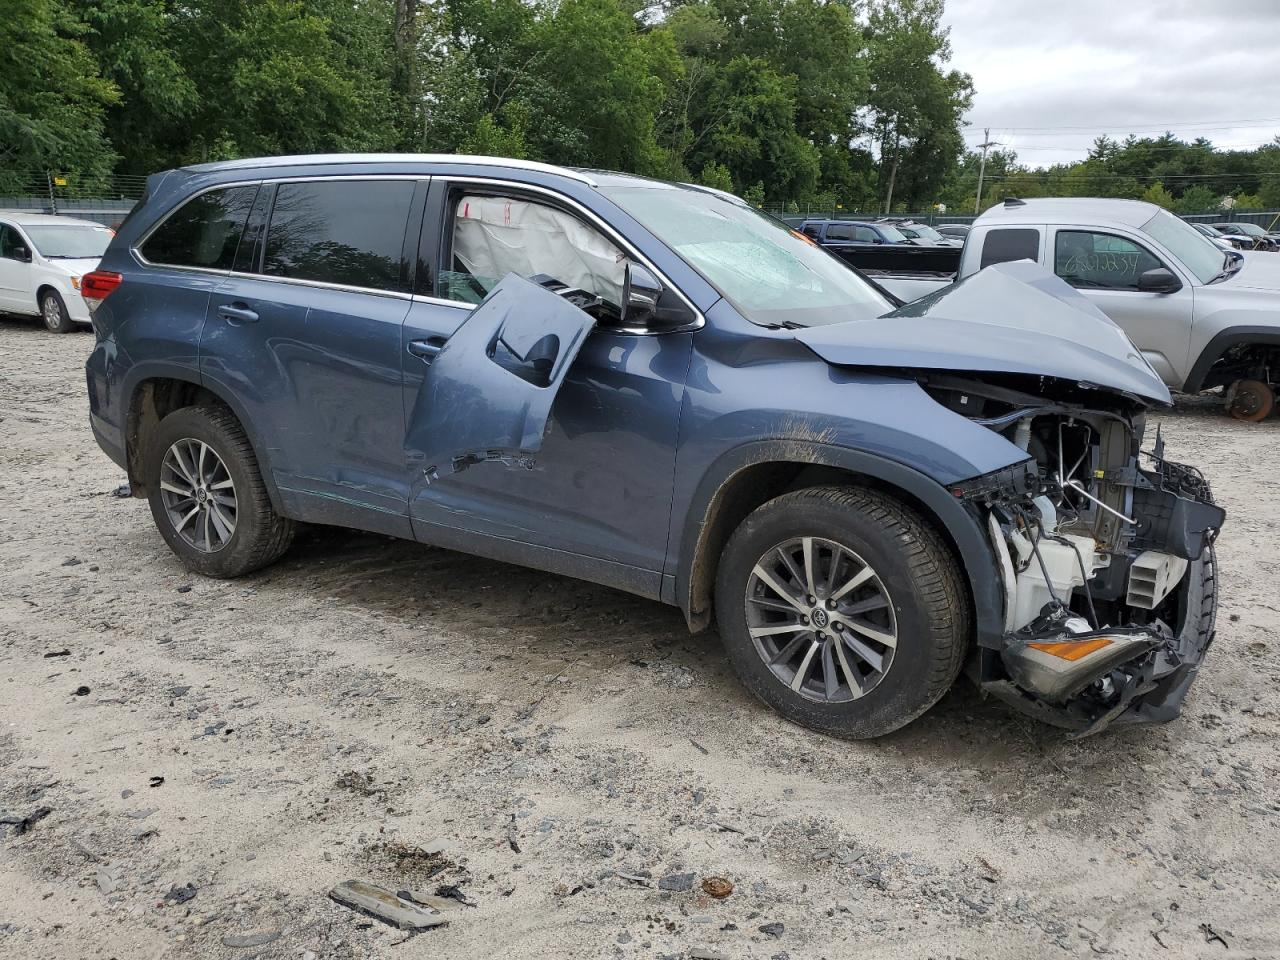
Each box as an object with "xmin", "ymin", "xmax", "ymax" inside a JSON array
[{"xmin": 975, "ymin": 128, "xmax": 1000, "ymax": 215}]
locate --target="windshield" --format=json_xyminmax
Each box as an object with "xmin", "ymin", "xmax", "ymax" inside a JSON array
[
  {"xmin": 908, "ymin": 224, "xmax": 944, "ymax": 242},
  {"xmin": 601, "ymin": 184, "xmax": 893, "ymax": 327},
  {"xmin": 1139, "ymin": 209, "xmax": 1223, "ymax": 284},
  {"xmin": 1227, "ymin": 222, "xmax": 1267, "ymax": 237},
  {"xmin": 22, "ymin": 224, "xmax": 112, "ymax": 259}
]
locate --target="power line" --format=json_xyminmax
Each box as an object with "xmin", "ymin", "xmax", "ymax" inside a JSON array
[{"xmin": 967, "ymin": 117, "xmax": 1280, "ymax": 133}]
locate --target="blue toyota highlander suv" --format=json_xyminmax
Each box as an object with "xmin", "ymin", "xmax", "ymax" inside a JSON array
[{"xmin": 83, "ymin": 154, "xmax": 1224, "ymax": 738}]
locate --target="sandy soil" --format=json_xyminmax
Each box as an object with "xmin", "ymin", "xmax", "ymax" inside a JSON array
[{"xmin": 1, "ymin": 317, "xmax": 1277, "ymax": 960}]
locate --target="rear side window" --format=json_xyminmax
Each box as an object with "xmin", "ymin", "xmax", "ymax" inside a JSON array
[
  {"xmin": 141, "ymin": 185, "xmax": 258, "ymax": 270},
  {"xmin": 262, "ymin": 180, "xmax": 414, "ymax": 292},
  {"xmin": 825, "ymin": 223, "xmax": 855, "ymax": 241},
  {"xmin": 980, "ymin": 228, "xmax": 1040, "ymax": 269}
]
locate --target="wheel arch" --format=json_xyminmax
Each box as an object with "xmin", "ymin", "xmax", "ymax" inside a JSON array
[
  {"xmin": 675, "ymin": 441, "xmax": 1004, "ymax": 648},
  {"xmin": 123, "ymin": 371, "xmax": 283, "ymax": 511},
  {"xmin": 1183, "ymin": 325, "xmax": 1280, "ymax": 393}
]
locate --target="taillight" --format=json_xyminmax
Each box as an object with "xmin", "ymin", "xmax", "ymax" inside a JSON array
[{"xmin": 81, "ymin": 271, "xmax": 122, "ymax": 311}]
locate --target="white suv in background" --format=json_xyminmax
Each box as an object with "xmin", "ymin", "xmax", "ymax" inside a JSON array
[{"xmin": 0, "ymin": 213, "xmax": 114, "ymax": 332}]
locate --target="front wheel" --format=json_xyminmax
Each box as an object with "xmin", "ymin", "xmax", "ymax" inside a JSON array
[
  {"xmin": 714, "ymin": 486, "xmax": 970, "ymax": 739},
  {"xmin": 41, "ymin": 290, "xmax": 75, "ymax": 333},
  {"xmin": 145, "ymin": 405, "xmax": 295, "ymax": 578},
  {"xmin": 1227, "ymin": 379, "xmax": 1274, "ymax": 422}
]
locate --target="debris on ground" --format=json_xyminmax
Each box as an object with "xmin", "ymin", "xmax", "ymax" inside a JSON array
[
  {"xmin": 72, "ymin": 686, "xmax": 90, "ymax": 697},
  {"xmin": 329, "ymin": 880, "xmax": 448, "ymax": 931},
  {"xmin": 658, "ymin": 872, "xmax": 696, "ymax": 892},
  {"xmin": 689, "ymin": 948, "xmax": 728, "ymax": 960},
  {"xmin": 701, "ymin": 876, "xmax": 734, "ymax": 899},
  {"xmin": 43, "ymin": 650, "xmax": 70, "ymax": 659},
  {"xmin": 112, "ymin": 483, "xmax": 131, "ymax": 498},
  {"xmin": 163, "ymin": 883, "xmax": 197, "ymax": 905},
  {"xmin": 221, "ymin": 929, "xmax": 282, "ymax": 948},
  {"xmin": 434, "ymin": 884, "xmax": 476, "ymax": 907},
  {"xmin": 148, "ymin": 776, "xmax": 164, "ymax": 788},
  {"xmin": 1, "ymin": 807, "xmax": 51, "ymax": 836},
  {"xmin": 1200, "ymin": 923, "xmax": 1229, "ymax": 948},
  {"xmin": 758, "ymin": 921, "xmax": 784, "ymax": 938}
]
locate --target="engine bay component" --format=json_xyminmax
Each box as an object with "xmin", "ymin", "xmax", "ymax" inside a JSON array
[{"xmin": 1126, "ymin": 550, "xmax": 1189, "ymax": 610}]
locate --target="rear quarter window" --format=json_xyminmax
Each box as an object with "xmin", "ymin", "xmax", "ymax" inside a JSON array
[
  {"xmin": 140, "ymin": 185, "xmax": 259, "ymax": 270},
  {"xmin": 980, "ymin": 227, "xmax": 1040, "ymax": 269}
]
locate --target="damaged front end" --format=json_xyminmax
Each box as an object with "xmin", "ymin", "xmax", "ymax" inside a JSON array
[{"xmin": 930, "ymin": 373, "xmax": 1225, "ymax": 736}]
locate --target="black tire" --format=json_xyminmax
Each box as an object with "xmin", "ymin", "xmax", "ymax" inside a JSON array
[
  {"xmin": 714, "ymin": 485, "xmax": 970, "ymax": 739},
  {"xmin": 145, "ymin": 405, "xmax": 294, "ymax": 578},
  {"xmin": 41, "ymin": 289, "xmax": 75, "ymax": 334}
]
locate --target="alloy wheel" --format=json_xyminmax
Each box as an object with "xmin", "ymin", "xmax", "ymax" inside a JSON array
[
  {"xmin": 42, "ymin": 296, "xmax": 62, "ymax": 330},
  {"xmin": 744, "ymin": 536, "xmax": 897, "ymax": 703},
  {"xmin": 159, "ymin": 438, "xmax": 237, "ymax": 552}
]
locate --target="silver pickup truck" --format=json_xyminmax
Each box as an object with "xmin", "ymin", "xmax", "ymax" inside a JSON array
[{"xmin": 874, "ymin": 198, "xmax": 1280, "ymax": 421}]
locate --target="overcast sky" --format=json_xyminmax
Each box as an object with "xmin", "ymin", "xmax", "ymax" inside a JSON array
[{"xmin": 943, "ymin": 0, "xmax": 1280, "ymax": 168}]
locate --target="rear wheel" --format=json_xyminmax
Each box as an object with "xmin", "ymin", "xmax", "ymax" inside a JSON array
[
  {"xmin": 1227, "ymin": 379, "xmax": 1274, "ymax": 422},
  {"xmin": 41, "ymin": 290, "xmax": 74, "ymax": 334},
  {"xmin": 714, "ymin": 486, "xmax": 970, "ymax": 739},
  {"xmin": 145, "ymin": 405, "xmax": 294, "ymax": 577}
]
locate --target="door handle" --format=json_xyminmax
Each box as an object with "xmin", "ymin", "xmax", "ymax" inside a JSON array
[
  {"xmin": 407, "ymin": 338, "xmax": 446, "ymax": 362},
  {"xmin": 217, "ymin": 303, "xmax": 259, "ymax": 324}
]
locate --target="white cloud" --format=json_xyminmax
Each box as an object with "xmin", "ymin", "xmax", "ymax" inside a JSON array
[{"xmin": 944, "ymin": 0, "xmax": 1280, "ymax": 166}]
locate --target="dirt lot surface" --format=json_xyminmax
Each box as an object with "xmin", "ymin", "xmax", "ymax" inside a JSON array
[{"xmin": 1, "ymin": 318, "xmax": 1277, "ymax": 960}]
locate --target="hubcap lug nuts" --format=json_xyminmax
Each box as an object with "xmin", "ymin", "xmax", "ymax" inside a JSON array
[
  {"xmin": 801, "ymin": 615, "xmax": 809, "ymax": 624},
  {"xmin": 807, "ymin": 595, "xmax": 816, "ymax": 605}
]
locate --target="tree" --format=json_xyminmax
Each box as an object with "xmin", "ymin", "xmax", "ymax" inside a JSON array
[
  {"xmin": 863, "ymin": 0, "xmax": 971, "ymax": 212},
  {"xmin": 0, "ymin": 0, "xmax": 118, "ymax": 190}
]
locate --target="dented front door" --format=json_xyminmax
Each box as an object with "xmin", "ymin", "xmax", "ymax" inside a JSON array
[
  {"xmin": 400, "ymin": 277, "xmax": 694, "ymax": 584},
  {"xmin": 404, "ymin": 274, "xmax": 596, "ymax": 481}
]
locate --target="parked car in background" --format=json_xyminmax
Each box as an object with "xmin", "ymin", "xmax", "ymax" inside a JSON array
[
  {"xmin": 0, "ymin": 213, "xmax": 113, "ymax": 332},
  {"xmin": 82, "ymin": 154, "xmax": 1222, "ymax": 740},
  {"xmin": 936, "ymin": 224, "xmax": 971, "ymax": 240},
  {"xmin": 868, "ymin": 197, "xmax": 1280, "ymax": 421},
  {"xmin": 1192, "ymin": 222, "xmax": 1249, "ymax": 251},
  {"xmin": 881, "ymin": 220, "xmax": 963, "ymax": 247},
  {"xmin": 798, "ymin": 219, "xmax": 911, "ymax": 246},
  {"xmin": 1211, "ymin": 222, "xmax": 1279, "ymax": 252}
]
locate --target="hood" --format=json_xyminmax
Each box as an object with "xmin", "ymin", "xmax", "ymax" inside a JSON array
[
  {"xmin": 795, "ymin": 260, "xmax": 1171, "ymax": 404},
  {"xmin": 41, "ymin": 257, "xmax": 101, "ymax": 277},
  {"xmin": 1223, "ymin": 250, "xmax": 1280, "ymax": 293}
]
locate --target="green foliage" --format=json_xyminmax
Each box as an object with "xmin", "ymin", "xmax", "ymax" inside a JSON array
[
  {"xmin": 698, "ymin": 162, "xmax": 735, "ymax": 192},
  {"xmin": 0, "ymin": 0, "xmax": 118, "ymax": 190},
  {"xmin": 1141, "ymin": 182, "xmax": 1175, "ymax": 209}
]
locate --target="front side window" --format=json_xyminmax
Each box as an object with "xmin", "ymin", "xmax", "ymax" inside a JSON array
[
  {"xmin": 0, "ymin": 224, "xmax": 23, "ymax": 259},
  {"xmin": 441, "ymin": 193, "xmax": 626, "ymax": 314},
  {"xmin": 853, "ymin": 226, "xmax": 878, "ymax": 243},
  {"xmin": 262, "ymin": 180, "xmax": 414, "ymax": 291},
  {"xmin": 1054, "ymin": 230, "xmax": 1163, "ymax": 291},
  {"xmin": 141, "ymin": 185, "xmax": 258, "ymax": 270},
  {"xmin": 601, "ymin": 183, "xmax": 893, "ymax": 327},
  {"xmin": 980, "ymin": 228, "xmax": 1040, "ymax": 269},
  {"xmin": 875, "ymin": 224, "xmax": 908, "ymax": 243},
  {"xmin": 23, "ymin": 224, "xmax": 112, "ymax": 259}
]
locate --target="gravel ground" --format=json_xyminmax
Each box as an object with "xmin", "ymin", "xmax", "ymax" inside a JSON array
[{"xmin": 1, "ymin": 317, "xmax": 1277, "ymax": 960}]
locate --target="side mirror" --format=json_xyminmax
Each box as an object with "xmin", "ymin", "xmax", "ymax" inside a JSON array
[
  {"xmin": 12, "ymin": 245, "xmax": 31, "ymax": 263},
  {"xmin": 622, "ymin": 261, "xmax": 663, "ymax": 327},
  {"xmin": 620, "ymin": 261, "xmax": 697, "ymax": 330},
  {"xmin": 1137, "ymin": 267, "xmax": 1181, "ymax": 294}
]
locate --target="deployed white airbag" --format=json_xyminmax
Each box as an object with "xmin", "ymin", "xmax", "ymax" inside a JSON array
[{"xmin": 453, "ymin": 195, "xmax": 626, "ymax": 306}]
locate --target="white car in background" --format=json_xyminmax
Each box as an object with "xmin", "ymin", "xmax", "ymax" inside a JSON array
[{"xmin": 0, "ymin": 213, "xmax": 114, "ymax": 332}]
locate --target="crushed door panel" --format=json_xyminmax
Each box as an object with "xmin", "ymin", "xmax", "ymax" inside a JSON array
[{"xmin": 404, "ymin": 273, "xmax": 596, "ymax": 483}]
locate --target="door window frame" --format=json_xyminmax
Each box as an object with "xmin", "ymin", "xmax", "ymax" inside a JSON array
[
  {"xmin": 424, "ymin": 175, "xmax": 704, "ymax": 336},
  {"xmin": 1051, "ymin": 227, "xmax": 1183, "ymax": 293}
]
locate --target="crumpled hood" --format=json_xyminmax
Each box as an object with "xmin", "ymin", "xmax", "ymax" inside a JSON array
[
  {"xmin": 1224, "ymin": 250, "xmax": 1280, "ymax": 292},
  {"xmin": 795, "ymin": 260, "xmax": 1172, "ymax": 404}
]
